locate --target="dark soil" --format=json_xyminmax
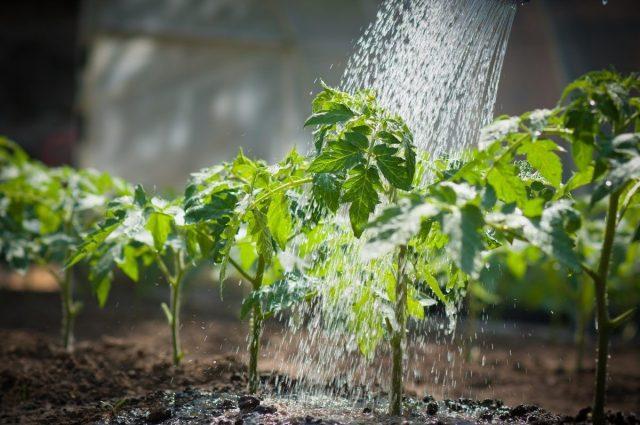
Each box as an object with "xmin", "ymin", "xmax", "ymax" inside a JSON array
[{"xmin": 0, "ymin": 287, "xmax": 639, "ymax": 424}]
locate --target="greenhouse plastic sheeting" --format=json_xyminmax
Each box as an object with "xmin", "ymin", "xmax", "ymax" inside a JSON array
[{"xmin": 78, "ymin": 0, "xmax": 379, "ymax": 188}]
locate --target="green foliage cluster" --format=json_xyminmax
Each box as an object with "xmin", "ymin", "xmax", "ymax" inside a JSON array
[
  {"xmin": 306, "ymin": 83, "xmax": 416, "ymax": 236},
  {"xmin": 0, "ymin": 137, "xmax": 131, "ymax": 349},
  {"xmin": 1, "ymin": 71, "xmax": 638, "ymax": 422},
  {"xmin": 362, "ymin": 70, "xmax": 640, "ymax": 421}
]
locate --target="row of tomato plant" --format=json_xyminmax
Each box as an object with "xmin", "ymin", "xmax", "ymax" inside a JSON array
[{"xmin": 1, "ymin": 70, "xmax": 638, "ymax": 423}]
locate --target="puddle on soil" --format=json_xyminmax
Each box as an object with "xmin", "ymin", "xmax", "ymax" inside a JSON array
[{"xmin": 100, "ymin": 388, "xmax": 561, "ymax": 424}]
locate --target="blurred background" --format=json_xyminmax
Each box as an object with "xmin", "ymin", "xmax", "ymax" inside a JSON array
[
  {"xmin": 1, "ymin": 0, "xmax": 639, "ymax": 414},
  {"xmin": 2, "ymin": 0, "xmax": 640, "ymax": 188}
]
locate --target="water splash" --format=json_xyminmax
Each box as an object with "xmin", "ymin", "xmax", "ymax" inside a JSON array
[
  {"xmin": 342, "ymin": 0, "xmax": 515, "ymax": 168},
  {"xmin": 271, "ymin": 0, "xmax": 517, "ymax": 402}
]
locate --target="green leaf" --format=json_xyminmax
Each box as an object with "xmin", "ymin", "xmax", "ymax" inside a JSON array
[
  {"xmin": 240, "ymin": 273, "xmax": 315, "ymax": 320},
  {"xmin": 487, "ymin": 162, "xmax": 527, "ymax": 206},
  {"xmin": 65, "ymin": 217, "xmax": 122, "ymax": 268},
  {"xmin": 505, "ymin": 251, "xmax": 527, "ymax": 279},
  {"xmin": 591, "ymin": 156, "xmax": 640, "ymax": 206},
  {"xmin": 565, "ymin": 107, "xmax": 596, "ymax": 171},
  {"xmin": 563, "ymin": 166, "xmax": 594, "ymax": 195},
  {"xmin": 248, "ymin": 209, "xmax": 273, "ymax": 264},
  {"xmin": 489, "ymin": 200, "xmax": 581, "ymax": 271},
  {"xmin": 363, "ymin": 197, "xmax": 438, "ymax": 260},
  {"xmin": 184, "ymin": 187, "xmax": 237, "ymax": 224},
  {"xmin": 521, "ymin": 197, "xmax": 545, "ymax": 217},
  {"xmin": 218, "ymin": 216, "xmax": 240, "ymax": 283},
  {"xmin": 479, "ymin": 116, "xmax": 520, "ymax": 148},
  {"xmin": 632, "ymin": 222, "xmax": 640, "ymax": 242},
  {"xmin": 375, "ymin": 148, "xmax": 412, "ymax": 190},
  {"xmin": 266, "ymin": 193, "xmax": 292, "ymax": 250},
  {"xmin": 420, "ymin": 266, "xmax": 447, "ymax": 303},
  {"xmin": 377, "ymin": 131, "xmax": 401, "ymax": 144},
  {"xmin": 134, "ymin": 184, "xmax": 147, "ymax": 207},
  {"xmin": 231, "ymin": 150, "xmax": 270, "ymax": 188},
  {"xmin": 116, "ymin": 245, "xmax": 139, "ymax": 281},
  {"xmin": 572, "ymin": 138, "xmax": 594, "ymax": 171},
  {"xmin": 342, "ymin": 166, "xmax": 380, "ymax": 237},
  {"xmin": 312, "ymin": 173, "xmax": 341, "ymax": 212},
  {"xmin": 146, "ymin": 212, "xmax": 172, "ymax": 251},
  {"xmin": 443, "ymin": 205, "xmax": 484, "ymax": 276},
  {"xmin": 304, "ymin": 103, "xmax": 355, "ymax": 127},
  {"xmin": 403, "ymin": 138, "xmax": 416, "ymax": 185},
  {"xmin": 308, "ymin": 139, "xmax": 364, "ymax": 173},
  {"xmin": 343, "ymin": 131, "xmax": 369, "ymax": 150},
  {"xmin": 612, "ymin": 133, "xmax": 640, "ymax": 156},
  {"xmin": 93, "ymin": 275, "xmax": 111, "ymax": 308},
  {"xmin": 517, "ymin": 139, "xmax": 563, "ymax": 187},
  {"xmin": 536, "ymin": 204, "xmax": 582, "ymax": 271},
  {"xmin": 161, "ymin": 302, "xmax": 173, "ymax": 325},
  {"xmin": 35, "ymin": 204, "xmax": 61, "ymax": 234}
]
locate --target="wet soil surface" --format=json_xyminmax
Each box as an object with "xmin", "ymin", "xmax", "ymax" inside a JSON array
[
  {"xmin": 1, "ymin": 330, "xmax": 639, "ymax": 424},
  {"xmin": 1, "ymin": 288, "xmax": 639, "ymax": 424}
]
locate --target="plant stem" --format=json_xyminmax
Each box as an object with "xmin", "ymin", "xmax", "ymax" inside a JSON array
[
  {"xmin": 158, "ymin": 251, "xmax": 185, "ymax": 366},
  {"xmin": 389, "ymin": 245, "xmax": 407, "ymax": 416},
  {"xmin": 248, "ymin": 255, "xmax": 266, "ymax": 394},
  {"xmin": 249, "ymin": 177, "xmax": 313, "ymax": 209},
  {"xmin": 229, "ymin": 257, "xmax": 259, "ymax": 285},
  {"xmin": 170, "ymin": 279, "xmax": 183, "ymax": 366},
  {"xmin": 59, "ymin": 267, "xmax": 77, "ymax": 351},
  {"xmin": 592, "ymin": 191, "xmax": 619, "ymax": 425},
  {"xmin": 574, "ymin": 304, "xmax": 587, "ymax": 373}
]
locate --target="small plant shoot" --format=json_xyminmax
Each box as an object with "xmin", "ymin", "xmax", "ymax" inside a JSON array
[
  {"xmin": 183, "ymin": 149, "xmax": 315, "ymax": 392},
  {"xmin": 305, "ymin": 84, "xmax": 420, "ymax": 415},
  {"xmin": 364, "ymin": 70, "xmax": 640, "ymax": 423},
  {"xmin": 1, "ymin": 137, "xmax": 130, "ymax": 350},
  {"xmin": 68, "ymin": 185, "xmax": 199, "ymax": 366}
]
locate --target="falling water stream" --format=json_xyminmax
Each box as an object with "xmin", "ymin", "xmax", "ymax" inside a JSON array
[
  {"xmin": 268, "ymin": 0, "xmax": 518, "ymax": 410},
  {"xmin": 342, "ymin": 0, "xmax": 515, "ymax": 162},
  {"xmin": 113, "ymin": 1, "xmax": 519, "ymax": 423}
]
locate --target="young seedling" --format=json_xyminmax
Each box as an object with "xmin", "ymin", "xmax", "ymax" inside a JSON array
[
  {"xmin": 304, "ymin": 84, "xmax": 418, "ymax": 415},
  {"xmin": 0, "ymin": 137, "xmax": 130, "ymax": 350},
  {"xmin": 68, "ymin": 185, "xmax": 199, "ymax": 366},
  {"xmin": 183, "ymin": 149, "xmax": 315, "ymax": 393},
  {"xmin": 485, "ymin": 197, "xmax": 636, "ymax": 374},
  {"xmin": 365, "ymin": 71, "xmax": 640, "ymax": 424},
  {"xmin": 557, "ymin": 71, "xmax": 640, "ymax": 424}
]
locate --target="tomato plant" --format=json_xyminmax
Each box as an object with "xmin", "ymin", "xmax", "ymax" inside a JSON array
[
  {"xmin": 556, "ymin": 70, "xmax": 640, "ymax": 424},
  {"xmin": 485, "ymin": 195, "xmax": 638, "ymax": 373},
  {"xmin": 0, "ymin": 137, "xmax": 130, "ymax": 350},
  {"xmin": 67, "ymin": 184, "xmax": 205, "ymax": 366},
  {"xmin": 365, "ymin": 71, "xmax": 640, "ymax": 423},
  {"xmin": 183, "ymin": 149, "xmax": 315, "ymax": 392},
  {"xmin": 304, "ymin": 84, "xmax": 419, "ymax": 415}
]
